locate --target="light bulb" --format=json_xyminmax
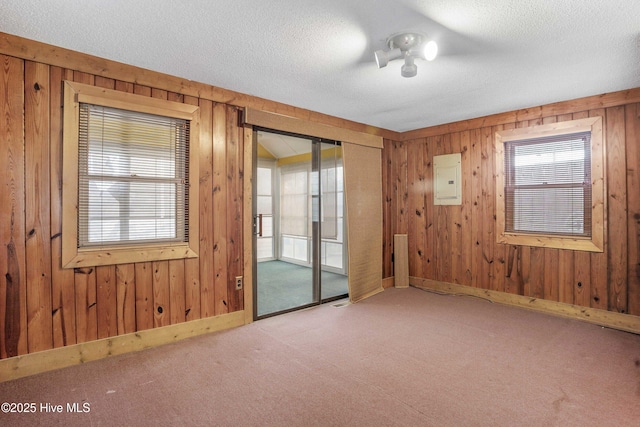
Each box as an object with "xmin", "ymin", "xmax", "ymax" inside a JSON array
[{"xmin": 424, "ymin": 40, "xmax": 438, "ymax": 61}]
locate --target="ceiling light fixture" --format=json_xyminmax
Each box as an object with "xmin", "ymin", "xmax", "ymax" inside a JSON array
[{"xmin": 374, "ymin": 32, "xmax": 438, "ymax": 78}]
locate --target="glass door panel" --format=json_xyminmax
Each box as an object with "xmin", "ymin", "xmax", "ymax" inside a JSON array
[{"xmin": 255, "ymin": 130, "xmax": 348, "ymax": 319}]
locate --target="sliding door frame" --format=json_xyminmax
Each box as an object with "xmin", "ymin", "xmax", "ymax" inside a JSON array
[{"xmin": 242, "ymin": 108, "xmax": 384, "ymax": 323}]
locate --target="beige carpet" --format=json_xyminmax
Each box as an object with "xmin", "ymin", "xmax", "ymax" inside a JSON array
[{"xmin": 1, "ymin": 287, "xmax": 639, "ymax": 426}]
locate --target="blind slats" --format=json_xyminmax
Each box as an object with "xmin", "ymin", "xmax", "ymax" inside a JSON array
[
  {"xmin": 504, "ymin": 131, "xmax": 591, "ymax": 237},
  {"xmin": 78, "ymin": 103, "xmax": 190, "ymax": 248}
]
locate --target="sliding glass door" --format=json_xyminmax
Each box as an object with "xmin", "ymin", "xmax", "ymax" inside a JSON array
[{"xmin": 254, "ymin": 129, "xmax": 348, "ymax": 319}]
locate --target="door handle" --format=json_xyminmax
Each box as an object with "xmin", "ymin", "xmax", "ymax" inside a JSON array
[{"xmin": 253, "ymin": 214, "xmax": 263, "ymax": 237}]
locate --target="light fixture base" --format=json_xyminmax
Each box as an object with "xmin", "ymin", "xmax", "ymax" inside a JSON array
[{"xmin": 386, "ymin": 32, "xmax": 426, "ymax": 52}]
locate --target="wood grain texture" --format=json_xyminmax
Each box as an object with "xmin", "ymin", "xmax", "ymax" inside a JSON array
[
  {"xmin": 382, "ymin": 92, "xmax": 640, "ymax": 318},
  {"xmin": 183, "ymin": 95, "xmax": 202, "ymax": 322},
  {"xmin": 152, "ymin": 261, "xmax": 170, "ymax": 328},
  {"xmin": 199, "ymin": 99, "xmax": 215, "ymax": 318},
  {"xmin": 50, "ymin": 66, "xmax": 76, "ymax": 348},
  {"xmin": 96, "ymin": 265, "xmax": 116, "ymax": 339},
  {"xmin": 0, "ymin": 32, "xmax": 398, "ymax": 141},
  {"xmin": 115, "ymin": 264, "xmax": 136, "ymax": 334},
  {"xmin": 0, "ymin": 55, "xmax": 27, "ymax": 358},
  {"xmin": 626, "ymin": 103, "xmax": 640, "ymax": 315},
  {"xmin": 393, "ymin": 234, "xmax": 409, "ymax": 288},
  {"xmin": 212, "ymin": 102, "xmax": 229, "ymax": 315},
  {"xmin": 226, "ymin": 106, "xmax": 243, "ymax": 313},
  {"xmin": 25, "ymin": 60, "xmax": 53, "ymax": 353},
  {"xmin": 605, "ymin": 106, "xmax": 628, "ymax": 312},
  {"xmin": 74, "ymin": 267, "xmax": 97, "ymax": 343}
]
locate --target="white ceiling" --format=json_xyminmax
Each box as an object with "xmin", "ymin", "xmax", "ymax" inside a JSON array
[{"xmin": 2, "ymin": 1, "xmax": 639, "ymax": 132}]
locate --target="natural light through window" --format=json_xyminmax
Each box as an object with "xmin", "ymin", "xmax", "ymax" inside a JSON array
[
  {"xmin": 62, "ymin": 81, "xmax": 199, "ymax": 268},
  {"xmin": 495, "ymin": 117, "xmax": 604, "ymax": 252}
]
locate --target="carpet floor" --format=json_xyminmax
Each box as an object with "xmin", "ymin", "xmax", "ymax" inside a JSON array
[
  {"xmin": 257, "ymin": 260, "xmax": 348, "ymax": 316},
  {"xmin": 1, "ymin": 287, "xmax": 639, "ymax": 426}
]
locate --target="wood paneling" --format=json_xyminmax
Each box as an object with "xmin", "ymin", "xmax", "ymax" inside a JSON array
[
  {"xmin": 0, "ymin": 53, "xmax": 247, "ymax": 360},
  {"xmin": 0, "ymin": 32, "xmax": 399, "ymax": 141},
  {"xmin": 384, "ymin": 95, "xmax": 640, "ymax": 317},
  {"xmin": 626, "ymin": 103, "xmax": 640, "ymax": 315},
  {"xmin": 25, "ymin": 61, "xmax": 53, "ymax": 353},
  {"xmin": 1, "ymin": 55, "xmax": 27, "ymax": 358}
]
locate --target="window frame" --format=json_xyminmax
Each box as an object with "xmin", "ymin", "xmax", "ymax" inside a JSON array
[
  {"xmin": 494, "ymin": 117, "xmax": 604, "ymax": 252},
  {"xmin": 62, "ymin": 81, "xmax": 200, "ymax": 268}
]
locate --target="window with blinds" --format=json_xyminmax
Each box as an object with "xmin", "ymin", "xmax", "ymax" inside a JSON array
[
  {"xmin": 494, "ymin": 116, "xmax": 604, "ymax": 252},
  {"xmin": 61, "ymin": 80, "xmax": 199, "ymax": 268},
  {"xmin": 504, "ymin": 131, "xmax": 591, "ymax": 237},
  {"xmin": 78, "ymin": 104, "xmax": 189, "ymax": 248}
]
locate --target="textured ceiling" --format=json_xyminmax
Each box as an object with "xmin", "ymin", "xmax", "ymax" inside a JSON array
[{"xmin": 2, "ymin": 0, "xmax": 639, "ymax": 132}]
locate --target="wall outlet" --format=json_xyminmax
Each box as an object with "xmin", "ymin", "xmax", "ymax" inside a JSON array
[{"xmin": 235, "ymin": 276, "xmax": 243, "ymax": 290}]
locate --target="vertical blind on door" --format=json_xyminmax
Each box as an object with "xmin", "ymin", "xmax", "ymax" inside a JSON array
[{"xmin": 77, "ymin": 103, "xmax": 190, "ymax": 248}]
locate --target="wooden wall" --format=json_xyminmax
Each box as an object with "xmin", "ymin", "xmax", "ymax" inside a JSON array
[
  {"xmin": 0, "ymin": 54, "xmax": 244, "ymax": 359},
  {"xmin": 382, "ymin": 94, "xmax": 640, "ymax": 316}
]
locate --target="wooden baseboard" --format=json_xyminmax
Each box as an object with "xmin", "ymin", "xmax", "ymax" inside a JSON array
[
  {"xmin": 0, "ymin": 310, "xmax": 246, "ymax": 383},
  {"xmin": 382, "ymin": 276, "xmax": 395, "ymax": 289},
  {"xmin": 410, "ymin": 277, "xmax": 640, "ymax": 335}
]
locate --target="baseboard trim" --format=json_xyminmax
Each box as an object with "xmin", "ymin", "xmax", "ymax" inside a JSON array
[
  {"xmin": 0, "ymin": 310, "xmax": 246, "ymax": 382},
  {"xmin": 382, "ymin": 276, "xmax": 395, "ymax": 289},
  {"xmin": 410, "ymin": 277, "xmax": 640, "ymax": 335}
]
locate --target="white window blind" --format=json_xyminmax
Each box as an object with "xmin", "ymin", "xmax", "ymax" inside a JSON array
[
  {"xmin": 320, "ymin": 146, "xmax": 340, "ymax": 240},
  {"xmin": 78, "ymin": 103, "xmax": 189, "ymax": 248},
  {"xmin": 504, "ymin": 131, "xmax": 591, "ymax": 237},
  {"xmin": 280, "ymin": 166, "xmax": 309, "ymax": 237}
]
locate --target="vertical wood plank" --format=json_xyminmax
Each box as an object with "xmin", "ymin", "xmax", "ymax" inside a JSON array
[
  {"xmin": 152, "ymin": 261, "xmax": 170, "ymax": 327},
  {"xmin": 407, "ymin": 139, "xmax": 426, "ymax": 280},
  {"xmin": 470, "ymin": 129, "xmax": 483, "ymax": 287},
  {"xmin": 458, "ymin": 131, "xmax": 473, "ymax": 286},
  {"xmin": 528, "ymin": 248, "xmax": 545, "ymax": 298},
  {"xmin": 558, "ymin": 250, "xmax": 575, "ymax": 304},
  {"xmin": 574, "ymin": 252, "xmax": 591, "ymax": 307},
  {"xmin": 199, "ymin": 99, "xmax": 215, "ymax": 318},
  {"xmin": 450, "ymin": 132, "xmax": 464, "ymax": 284},
  {"xmin": 74, "ymin": 268, "xmax": 97, "ymax": 343},
  {"xmin": 626, "ymin": 103, "xmax": 640, "ymax": 315},
  {"xmin": 95, "ymin": 265, "xmax": 117, "ymax": 339},
  {"xmin": 24, "ymin": 60, "xmax": 53, "ymax": 353},
  {"xmin": 115, "ymin": 263, "xmax": 136, "ymax": 334},
  {"xmin": 0, "ymin": 55, "xmax": 27, "ymax": 358},
  {"xmin": 169, "ymin": 260, "xmax": 186, "ymax": 324},
  {"xmin": 50, "ymin": 66, "xmax": 76, "ymax": 348},
  {"xmin": 394, "ymin": 140, "xmax": 408, "ymax": 236},
  {"xmin": 490, "ymin": 125, "xmax": 507, "ymax": 293},
  {"xmin": 115, "ymin": 80, "xmax": 134, "ymax": 94},
  {"xmin": 584, "ymin": 109, "xmax": 608, "ymax": 310},
  {"xmin": 226, "ymin": 106, "xmax": 243, "ymax": 313},
  {"xmin": 183, "ymin": 95, "xmax": 201, "ymax": 321},
  {"xmin": 481, "ymin": 127, "xmax": 496, "ymax": 290},
  {"xmin": 423, "ymin": 138, "xmax": 434, "ymax": 279},
  {"xmin": 242, "ymin": 125, "xmax": 254, "ymax": 317},
  {"xmin": 437, "ymin": 135, "xmax": 453, "ymax": 283},
  {"xmin": 134, "ymin": 262, "xmax": 153, "ymax": 331},
  {"xmin": 382, "ymin": 140, "xmax": 393, "ymax": 278},
  {"xmin": 212, "ymin": 103, "xmax": 229, "ymax": 315},
  {"xmin": 73, "ymin": 71, "xmax": 94, "ymax": 85},
  {"xmin": 605, "ymin": 106, "xmax": 628, "ymax": 312}
]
